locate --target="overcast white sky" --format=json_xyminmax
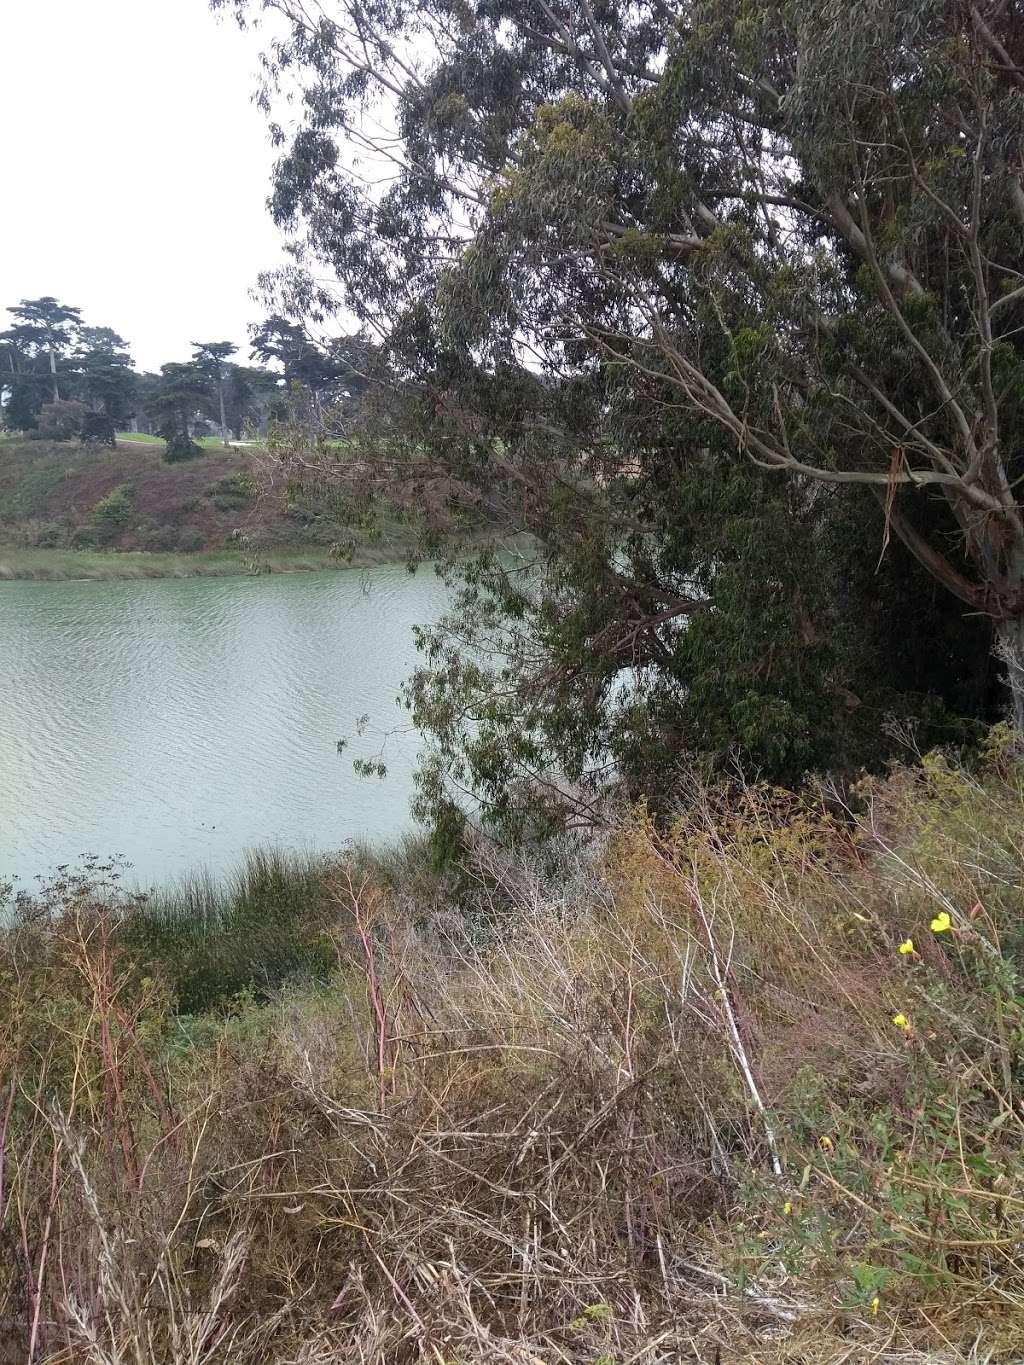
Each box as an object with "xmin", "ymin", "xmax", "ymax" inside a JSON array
[{"xmin": 1, "ymin": 0, "xmax": 289, "ymax": 372}]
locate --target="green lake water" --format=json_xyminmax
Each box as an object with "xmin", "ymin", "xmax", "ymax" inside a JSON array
[{"xmin": 0, "ymin": 565, "xmax": 448, "ymax": 889}]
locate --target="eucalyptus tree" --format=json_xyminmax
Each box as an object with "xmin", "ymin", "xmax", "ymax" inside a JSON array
[{"xmin": 218, "ymin": 0, "xmax": 1022, "ymax": 828}]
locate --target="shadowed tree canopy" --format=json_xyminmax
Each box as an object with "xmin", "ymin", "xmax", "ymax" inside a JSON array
[
  {"xmin": 250, "ymin": 316, "xmax": 338, "ymax": 396},
  {"xmin": 219, "ymin": 0, "xmax": 1021, "ymax": 833},
  {"xmin": 72, "ymin": 326, "xmax": 137, "ymax": 424},
  {"xmin": 248, "ymin": 315, "xmax": 375, "ymax": 430},
  {"xmin": 146, "ymin": 361, "xmax": 216, "ymax": 461},
  {"xmin": 1, "ymin": 296, "xmax": 84, "ymax": 424},
  {"xmin": 192, "ymin": 340, "xmax": 238, "ymax": 447},
  {"xmin": 224, "ymin": 363, "xmax": 285, "ymax": 438}
]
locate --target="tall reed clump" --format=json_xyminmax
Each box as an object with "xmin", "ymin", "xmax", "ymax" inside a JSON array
[
  {"xmin": 1, "ymin": 736, "xmax": 1023, "ymax": 1362},
  {"xmin": 124, "ymin": 847, "xmax": 338, "ymax": 1012}
]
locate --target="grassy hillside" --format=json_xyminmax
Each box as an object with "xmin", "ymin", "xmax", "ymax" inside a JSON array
[
  {"xmin": 0, "ymin": 435, "xmax": 418, "ymax": 575},
  {"xmin": 2, "ymin": 738, "xmax": 1024, "ymax": 1361}
]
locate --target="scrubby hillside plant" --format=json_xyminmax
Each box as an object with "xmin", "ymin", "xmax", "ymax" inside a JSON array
[
  {"xmin": 1, "ymin": 744, "xmax": 1023, "ymax": 1359},
  {"xmin": 32, "ymin": 399, "xmax": 89, "ymax": 442},
  {"xmin": 89, "ymin": 482, "xmax": 134, "ymax": 543}
]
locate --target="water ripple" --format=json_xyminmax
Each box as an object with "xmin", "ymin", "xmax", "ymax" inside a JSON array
[{"xmin": 0, "ymin": 566, "xmax": 447, "ymax": 887}]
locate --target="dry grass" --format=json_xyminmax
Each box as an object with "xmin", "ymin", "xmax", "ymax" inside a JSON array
[{"xmin": 2, "ymin": 738, "xmax": 1024, "ymax": 1362}]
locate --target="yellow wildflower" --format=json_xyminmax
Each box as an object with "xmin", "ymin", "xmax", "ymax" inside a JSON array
[
  {"xmin": 783, "ymin": 1201, "xmax": 792, "ymax": 1215},
  {"xmin": 870, "ymin": 1295, "xmax": 880, "ymax": 1316},
  {"xmin": 898, "ymin": 938, "xmax": 915, "ymax": 955},
  {"xmin": 818, "ymin": 1135, "xmax": 833, "ymax": 1150},
  {"xmin": 930, "ymin": 911, "xmax": 952, "ymax": 933},
  {"xmin": 892, "ymin": 1013, "xmax": 910, "ymax": 1030}
]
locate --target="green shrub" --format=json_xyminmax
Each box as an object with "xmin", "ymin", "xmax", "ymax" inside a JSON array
[
  {"xmin": 125, "ymin": 849, "xmax": 336, "ymax": 1012},
  {"xmin": 206, "ymin": 473, "xmax": 254, "ymax": 511},
  {"xmin": 299, "ymin": 518, "xmax": 345, "ymax": 546},
  {"xmin": 176, "ymin": 526, "xmax": 205, "ymax": 553},
  {"xmin": 138, "ymin": 522, "xmax": 182, "ymax": 551},
  {"xmin": 90, "ymin": 482, "xmax": 133, "ymax": 543},
  {"xmin": 32, "ymin": 399, "xmax": 89, "ymax": 441},
  {"xmin": 34, "ymin": 520, "xmax": 65, "ymax": 548},
  {"xmin": 162, "ymin": 430, "xmax": 203, "ymax": 462},
  {"xmin": 70, "ymin": 524, "xmax": 103, "ymax": 549},
  {"xmin": 16, "ymin": 518, "xmax": 66, "ymax": 548}
]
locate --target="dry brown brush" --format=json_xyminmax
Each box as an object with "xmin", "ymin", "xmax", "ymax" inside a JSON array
[{"xmin": 2, "ymin": 738, "xmax": 1024, "ymax": 1362}]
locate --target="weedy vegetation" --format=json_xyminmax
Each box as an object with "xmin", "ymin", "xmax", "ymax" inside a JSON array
[{"xmin": 2, "ymin": 735, "xmax": 1024, "ymax": 1362}]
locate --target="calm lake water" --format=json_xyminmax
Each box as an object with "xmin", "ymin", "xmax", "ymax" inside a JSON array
[{"xmin": 0, "ymin": 566, "xmax": 448, "ymax": 889}]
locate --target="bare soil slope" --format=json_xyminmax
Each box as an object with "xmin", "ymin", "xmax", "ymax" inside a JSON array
[{"xmin": 0, "ymin": 437, "xmax": 336, "ymax": 555}]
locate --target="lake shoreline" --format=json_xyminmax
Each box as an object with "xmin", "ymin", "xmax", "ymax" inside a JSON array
[{"xmin": 0, "ymin": 542, "xmax": 421, "ymax": 582}]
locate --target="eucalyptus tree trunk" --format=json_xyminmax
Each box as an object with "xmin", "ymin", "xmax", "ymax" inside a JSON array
[{"xmin": 996, "ymin": 616, "xmax": 1024, "ymax": 733}]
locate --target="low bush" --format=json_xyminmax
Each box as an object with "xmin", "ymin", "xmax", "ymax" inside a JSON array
[
  {"xmin": 205, "ymin": 472, "xmax": 254, "ymax": 511},
  {"xmin": 131, "ymin": 848, "xmax": 337, "ymax": 1011},
  {"xmin": 30, "ymin": 399, "xmax": 89, "ymax": 441},
  {"xmin": 175, "ymin": 525, "xmax": 206, "ymax": 553},
  {"xmin": 12, "ymin": 518, "xmax": 67, "ymax": 548},
  {"xmin": 162, "ymin": 430, "xmax": 203, "ymax": 462},
  {"xmin": 76, "ymin": 481, "xmax": 136, "ymax": 547},
  {"xmin": 138, "ymin": 521, "xmax": 184, "ymax": 551},
  {"xmin": 1, "ymin": 741, "xmax": 1023, "ymax": 1361},
  {"xmin": 90, "ymin": 482, "xmax": 133, "ymax": 538},
  {"xmin": 70, "ymin": 524, "xmax": 103, "ymax": 549},
  {"xmin": 299, "ymin": 516, "xmax": 347, "ymax": 546}
]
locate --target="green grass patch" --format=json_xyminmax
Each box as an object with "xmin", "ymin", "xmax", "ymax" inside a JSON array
[
  {"xmin": 0, "ymin": 545, "xmax": 398, "ymax": 580},
  {"xmin": 115, "ymin": 433, "xmax": 264, "ymax": 450}
]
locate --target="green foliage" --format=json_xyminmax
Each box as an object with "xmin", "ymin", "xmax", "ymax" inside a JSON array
[
  {"xmin": 1, "ymin": 299, "xmax": 137, "ymax": 427},
  {"xmin": 80, "ymin": 410, "xmax": 117, "ymax": 447},
  {"xmin": 176, "ymin": 526, "xmax": 205, "ymax": 552},
  {"xmin": 89, "ymin": 482, "xmax": 133, "ymax": 543},
  {"xmin": 229, "ymin": 0, "xmax": 1017, "ymax": 835},
  {"xmin": 1, "ymin": 379, "xmax": 44, "ymax": 431},
  {"xmin": 73, "ymin": 325, "xmax": 137, "ymax": 421},
  {"xmin": 205, "ymin": 472, "xmax": 254, "ymax": 510},
  {"xmin": 33, "ymin": 399, "xmax": 89, "ymax": 441},
  {"xmin": 145, "ymin": 361, "xmax": 215, "ymax": 458},
  {"xmin": 162, "ymin": 429, "xmax": 203, "ymax": 462},
  {"xmin": 426, "ymin": 797, "xmax": 468, "ymax": 873},
  {"xmin": 123, "ymin": 849, "xmax": 337, "ymax": 1013}
]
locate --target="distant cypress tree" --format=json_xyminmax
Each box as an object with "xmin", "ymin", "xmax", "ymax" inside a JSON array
[{"xmin": 146, "ymin": 362, "xmax": 214, "ymax": 462}]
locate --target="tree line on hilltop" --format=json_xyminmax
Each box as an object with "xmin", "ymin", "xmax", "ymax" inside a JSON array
[{"xmin": 0, "ymin": 297, "xmax": 372, "ymax": 459}]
